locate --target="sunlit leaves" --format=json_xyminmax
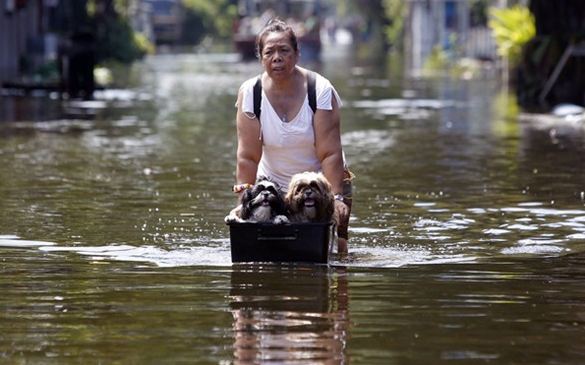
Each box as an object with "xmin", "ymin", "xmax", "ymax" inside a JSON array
[
  {"xmin": 488, "ymin": 5, "xmax": 535, "ymax": 66},
  {"xmin": 382, "ymin": 0, "xmax": 406, "ymax": 49},
  {"xmin": 182, "ymin": 0, "xmax": 238, "ymax": 39}
]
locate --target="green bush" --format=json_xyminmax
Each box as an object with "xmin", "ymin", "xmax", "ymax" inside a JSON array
[
  {"xmin": 488, "ymin": 5, "xmax": 535, "ymax": 66},
  {"xmin": 96, "ymin": 18, "xmax": 146, "ymax": 64},
  {"xmin": 181, "ymin": 0, "xmax": 237, "ymax": 41},
  {"xmin": 383, "ymin": 0, "xmax": 406, "ymax": 49},
  {"xmin": 134, "ymin": 32, "xmax": 155, "ymax": 55}
]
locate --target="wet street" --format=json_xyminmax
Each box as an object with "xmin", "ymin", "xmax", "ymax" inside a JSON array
[{"xmin": 1, "ymin": 50, "xmax": 585, "ymax": 363}]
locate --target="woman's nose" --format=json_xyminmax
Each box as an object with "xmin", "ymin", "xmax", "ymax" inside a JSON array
[{"xmin": 272, "ymin": 51, "xmax": 283, "ymax": 61}]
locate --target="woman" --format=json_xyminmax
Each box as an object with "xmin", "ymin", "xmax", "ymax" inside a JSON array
[{"xmin": 232, "ymin": 18, "xmax": 352, "ymax": 254}]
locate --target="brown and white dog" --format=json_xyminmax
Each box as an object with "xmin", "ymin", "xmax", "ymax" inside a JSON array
[
  {"xmin": 285, "ymin": 172, "xmax": 335, "ymax": 224},
  {"xmin": 225, "ymin": 177, "xmax": 289, "ymax": 224}
]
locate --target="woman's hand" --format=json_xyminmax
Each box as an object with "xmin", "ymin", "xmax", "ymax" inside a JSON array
[{"xmin": 314, "ymin": 93, "xmax": 345, "ymax": 197}]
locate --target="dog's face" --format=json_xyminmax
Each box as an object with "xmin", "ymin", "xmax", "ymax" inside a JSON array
[
  {"xmin": 240, "ymin": 177, "xmax": 287, "ymax": 222},
  {"xmin": 285, "ymin": 172, "xmax": 334, "ymax": 223}
]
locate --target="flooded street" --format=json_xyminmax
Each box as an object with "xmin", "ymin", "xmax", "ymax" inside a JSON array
[{"xmin": 1, "ymin": 51, "xmax": 585, "ymax": 363}]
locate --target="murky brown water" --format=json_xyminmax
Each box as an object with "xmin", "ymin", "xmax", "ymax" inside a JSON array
[{"xmin": 1, "ymin": 50, "xmax": 585, "ymax": 363}]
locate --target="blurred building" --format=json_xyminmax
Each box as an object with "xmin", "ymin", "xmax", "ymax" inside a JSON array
[
  {"xmin": 404, "ymin": 0, "xmax": 504, "ymax": 75},
  {"xmin": 0, "ymin": 0, "xmax": 161, "ymax": 97},
  {"xmin": 143, "ymin": 0, "xmax": 184, "ymax": 45},
  {"xmin": 0, "ymin": 0, "xmax": 60, "ymax": 86},
  {"xmin": 129, "ymin": 0, "xmax": 155, "ymax": 45}
]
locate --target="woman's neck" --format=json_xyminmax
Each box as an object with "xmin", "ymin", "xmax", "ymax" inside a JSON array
[{"xmin": 266, "ymin": 67, "xmax": 302, "ymax": 94}]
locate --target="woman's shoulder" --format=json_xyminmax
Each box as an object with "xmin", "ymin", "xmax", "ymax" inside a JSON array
[
  {"xmin": 239, "ymin": 75, "xmax": 262, "ymax": 94},
  {"xmin": 299, "ymin": 67, "xmax": 328, "ymax": 82},
  {"xmin": 309, "ymin": 70, "xmax": 334, "ymax": 91},
  {"xmin": 299, "ymin": 67, "xmax": 342, "ymax": 109},
  {"xmin": 236, "ymin": 75, "xmax": 261, "ymax": 111},
  {"xmin": 296, "ymin": 67, "xmax": 333, "ymax": 94},
  {"xmin": 314, "ymin": 72, "xmax": 333, "ymax": 92}
]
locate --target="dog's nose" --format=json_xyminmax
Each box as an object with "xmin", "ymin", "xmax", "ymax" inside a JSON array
[{"xmin": 304, "ymin": 189, "xmax": 313, "ymax": 197}]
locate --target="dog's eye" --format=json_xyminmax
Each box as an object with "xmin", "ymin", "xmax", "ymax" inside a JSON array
[
  {"xmin": 310, "ymin": 181, "xmax": 320, "ymax": 192},
  {"xmin": 267, "ymin": 186, "xmax": 277, "ymax": 194}
]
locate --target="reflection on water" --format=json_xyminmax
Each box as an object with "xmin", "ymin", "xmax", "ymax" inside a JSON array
[
  {"xmin": 230, "ymin": 266, "xmax": 348, "ymax": 363},
  {"xmin": 1, "ymin": 52, "xmax": 585, "ymax": 363}
]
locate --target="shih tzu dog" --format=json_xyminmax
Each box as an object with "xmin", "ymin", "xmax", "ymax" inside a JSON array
[
  {"xmin": 225, "ymin": 177, "xmax": 289, "ymax": 224},
  {"xmin": 285, "ymin": 172, "xmax": 335, "ymax": 224}
]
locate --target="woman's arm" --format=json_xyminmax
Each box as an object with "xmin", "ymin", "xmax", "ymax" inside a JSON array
[
  {"xmin": 314, "ymin": 94, "xmax": 344, "ymax": 195},
  {"xmin": 235, "ymin": 89, "xmax": 262, "ymax": 187},
  {"xmin": 314, "ymin": 94, "xmax": 349, "ymax": 253}
]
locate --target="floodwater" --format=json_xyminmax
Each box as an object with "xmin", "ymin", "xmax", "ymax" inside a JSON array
[{"xmin": 1, "ymin": 50, "xmax": 585, "ymax": 364}]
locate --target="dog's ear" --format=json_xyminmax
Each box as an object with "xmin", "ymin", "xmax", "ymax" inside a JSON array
[
  {"xmin": 317, "ymin": 176, "xmax": 335, "ymax": 223},
  {"xmin": 285, "ymin": 175, "xmax": 299, "ymax": 199},
  {"xmin": 256, "ymin": 175, "xmax": 270, "ymax": 184},
  {"xmin": 284, "ymin": 182, "xmax": 294, "ymax": 205},
  {"xmin": 284, "ymin": 182, "xmax": 299, "ymax": 212},
  {"xmin": 322, "ymin": 191, "xmax": 335, "ymax": 223},
  {"xmin": 239, "ymin": 188, "xmax": 254, "ymax": 220}
]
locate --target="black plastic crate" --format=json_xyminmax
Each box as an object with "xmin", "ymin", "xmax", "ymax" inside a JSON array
[{"xmin": 227, "ymin": 222, "xmax": 334, "ymax": 263}]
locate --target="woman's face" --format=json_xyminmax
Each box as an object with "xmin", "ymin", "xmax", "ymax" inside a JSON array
[{"xmin": 260, "ymin": 31, "xmax": 299, "ymax": 79}]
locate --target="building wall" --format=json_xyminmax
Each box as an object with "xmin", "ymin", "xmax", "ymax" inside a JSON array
[
  {"xmin": 0, "ymin": 2, "xmax": 41, "ymax": 83},
  {"xmin": 405, "ymin": 0, "xmax": 496, "ymax": 75},
  {"xmin": 144, "ymin": 0, "xmax": 184, "ymax": 45}
]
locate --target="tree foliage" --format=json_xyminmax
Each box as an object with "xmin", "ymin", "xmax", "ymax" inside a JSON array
[
  {"xmin": 86, "ymin": 0, "xmax": 152, "ymax": 63},
  {"xmin": 95, "ymin": 17, "xmax": 146, "ymax": 64},
  {"xmin": 488, "ymin": 5, "xmax": 535, "ymax": 66},
  {"xmin": 382, "ymin": 0, "xmax": 406, "ymax": 49},
  {"xmin": 181, "ymin": 0, "xmax": 238, "ymax": 40}
]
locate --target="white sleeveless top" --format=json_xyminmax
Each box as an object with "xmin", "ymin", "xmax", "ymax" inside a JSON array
[{"xmin": 237, "ymin": 72, "xmax": 343, "ymax": 189}]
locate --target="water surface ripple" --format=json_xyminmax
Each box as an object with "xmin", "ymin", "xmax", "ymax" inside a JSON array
[{"xmin": 1, "ymin": 53, "xmax": 585, "ymax": 363}]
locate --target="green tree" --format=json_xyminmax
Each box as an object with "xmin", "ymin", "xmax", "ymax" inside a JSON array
[
  {"xmin": 488, "ymin": 5, "xmax": 535, "ymax": 67},
  {"xmin": 382, "ymin": 0, "xmax": 406, "ymax": 49},
  {"xmin": 88, "ymin": 0, "xmax": 152, "ymax": 63},
  {"xmin": 181, "ymin": 0, "xmax": 237, "ymax": 42}
]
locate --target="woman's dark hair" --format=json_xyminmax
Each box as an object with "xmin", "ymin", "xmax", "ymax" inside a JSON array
[{"xmin": 255, "ymin": 18, "xmax": 299, "ymax": 59}]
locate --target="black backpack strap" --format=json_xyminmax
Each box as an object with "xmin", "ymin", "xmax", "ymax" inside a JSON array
[
  {"xmin": 307, "ymin": 71, "xmax": 317, "ymax": 114},
  {"xmin": 253, "ymin": 72, "xmax": 316, "ymax": 118},
  {"xmin": 253, "ymin": 75, "xmax": 262, "ymax": 119}
]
